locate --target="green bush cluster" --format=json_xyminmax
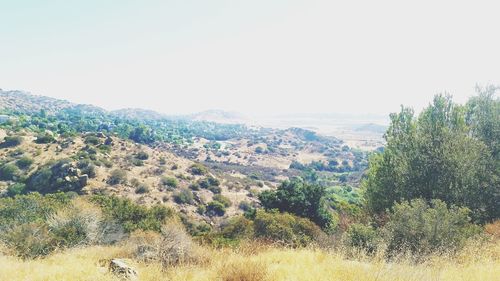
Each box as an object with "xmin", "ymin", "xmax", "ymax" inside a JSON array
[
  {"xmin": 0, "ymin": 163, "xmax": 20, "ymax": 180},
  {"xmin": 173, "ymin": 188, "xmax": 194, "ymax": 204},
  {"xmin": 259, "ymin": 178, "xmax": 335, "ymax": 231},
  {"xmin": 189, "ymin": 163, "xmax": 208, "ymax": 175},
  {"xmin": 107, "ymin": 169, "xmax": 127, "ymax": 185},
  {"xmin": 0, "ymin": 135, "xmax": 23, "ymax": 148},
  {"xmin": 90, "ymin": 195, "xmax": 174, "ymax": 233},
  {"xmin": 160, "ymin": 176, "xmax": 178, "ymax": 188}
]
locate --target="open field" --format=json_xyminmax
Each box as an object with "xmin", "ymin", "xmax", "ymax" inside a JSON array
[{"xmin": 1, "ymin": 241, "xmax": 499, "ymax": 281}]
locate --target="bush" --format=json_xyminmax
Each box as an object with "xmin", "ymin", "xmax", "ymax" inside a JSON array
[
  {"xmin": 206, "ymin": 201, "xmax": 226, "ymax": 216},
  {"xmin": 0, "ymin": 193, "xmax": 71, "ymax": 259},
  {"xmin": 78, "ymin": 160, "xmax": 97, "ymax": 178},
  {"xmin": 0, "ymin": 193, "xmax": 70, "ymax": 228},
  {"xmin": 6, "ymin": 183, "xmax": 26, "ymax": 197},
  {"xmin": 135, "ymin": 184, "xmax": 150, "ymax": 194},
  {"xmin": 107, "ymin": 169, "xmax": 127, "ymax": 185},
  {"xmin": 345, "ymin": 223, "xmax": 380, "ymax": 254},
  {"xmin": 189, "ymin": 183, "xmax": 200, "ymax": 191},
  {"xmin": 15, "ymin": 156, "xmax": 33, "ymax": 169},
  {"xmin": 135, "ymin": 151, "xmax": 149, "ymax": 160},
  {"xmin": 220, "ymin": 216, "xmax": 254, "ymax": 240},
  {"xmin": 91, "ymin": 195, "xmax": 174, "ymax": 233},
  {"xmin": 0, "ymin": 164, "xmax": 20, "ymax": 180},
  {"xmin": 208, "ymin": 185, "xmax": 222, "ymax": 194},
  {"xmin": 158, "ymin": 223, "xmax": 200, "ymax": 267},
  {"xmin": 384, "ymin": 199, "xmax": 481, "ymax": 256},
  {"xmin": 213, "ymin": 194, "xmax": 232, "ymax": 207},
  {"xmin": 84, "ymin": 135, "xmax": 100, "ymax": 145},
  {"xmin": 129, "ymin": 222, "xmax": 200, "ymax": 268},
  {"xmin": 238, "ymin": 201, "xmax": 253, "ymax": 212},
  {"xmin": 0, "ymin": 222, "xmax": 56, "ymax": 259},
  {"xmin": 253, "ymin": 210, "xmax": 325, "ymax": 247},
  {"xmin": 189, "ymin": 163, "xmax": 208, "ymax": 175},
  {"xmin": 35, "ymin": 133, "xmax": 55, "ymax": 144},
  {"xmin": 259, "ymin": 178, "xmax": 334, "ymax": 230},
  {"xmin": 161, "ymin": 176, "xmax": 178, "ymax": 188},
  {"xmin": 173, "ymin": 189, "xmax": 194, "ymax": 204},
  {"xmin": 47, "ymin": 198, "xmax": 103, "ymax": 247},
  {"xmin": 0, "ymin": 136, "xmax": 23, "ymax": 148},
  {"xmin": 131, "ymin": 158, "xmax": 144, "ymax": 166}
]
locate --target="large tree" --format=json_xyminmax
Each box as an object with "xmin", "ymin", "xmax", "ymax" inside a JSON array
[{"xmin": 364, "ymin": 92, "xmax": 499, "ymax": 222}]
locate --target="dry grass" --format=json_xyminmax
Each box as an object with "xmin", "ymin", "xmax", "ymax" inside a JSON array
[{"xmin": 0, "ymin": 241, "xmax": 499, "ymax": 281}]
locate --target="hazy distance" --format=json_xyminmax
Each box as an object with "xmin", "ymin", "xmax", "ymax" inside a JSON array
[{"xmin": 1, "ymin": 0, "xmax": 499, "ymax": 116}]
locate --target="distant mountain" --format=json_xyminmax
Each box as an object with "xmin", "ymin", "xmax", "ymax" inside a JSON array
[
  {"xmin": 111, "ymin": 108, "xmax": 168, "ymax": 120},
  {"xmin": 353, "ymin": 123, "xmax": 388, "ymax": 134},
  {"xmin": 187, "ymin": 109, "xmax": 247, "ymax": 124},
  {"xmin": 0, "ymin": 90, "xmax": 74, "ymax": 114}
]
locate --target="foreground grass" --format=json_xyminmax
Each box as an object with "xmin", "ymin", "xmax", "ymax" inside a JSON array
[{"xmin": 0, "ymin": 243, "xmax": 499, "ymax": 281}]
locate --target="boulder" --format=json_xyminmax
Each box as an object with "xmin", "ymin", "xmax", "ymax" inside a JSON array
[{"xmin": 109, "ymin": 259, "xmax": 138, "ymax": 281}]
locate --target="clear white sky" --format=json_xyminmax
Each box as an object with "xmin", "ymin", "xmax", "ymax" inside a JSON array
[{"xmin": 1, "ymin": 0, "xmax": 499, "ymax": 115}]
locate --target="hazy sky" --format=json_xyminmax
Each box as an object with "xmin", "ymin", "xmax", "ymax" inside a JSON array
[{"xmin": 1, "ymin": 0, "xmax": 499, "ymax": 115}]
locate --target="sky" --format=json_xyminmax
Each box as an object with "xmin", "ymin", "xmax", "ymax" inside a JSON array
[{"xmin": 1, "ymin": 0, "xmax": 499, "ymax": 116}]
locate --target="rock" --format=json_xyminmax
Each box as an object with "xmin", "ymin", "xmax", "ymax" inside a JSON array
[
  {"xmin": 79, "ymin": 174, "xmax": 88, "ymax": 186},
  {"xmin": 109, "ymin": 259, "xmax": 138, "ymax": 281}
]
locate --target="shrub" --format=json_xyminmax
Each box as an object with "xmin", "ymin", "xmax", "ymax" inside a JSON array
[
  {"xmin": 173, "ymin": 189, "xmax": 194, "ymax": 204},
  {"xmin": 135, "ymin": 151, "xmax": 149, "ymax": 160},
  {"xmin": 6, "ymin": 183, "xmax": 26, "ymax": 197},
  {"xmin": 206, "ymin": 201, "xmax": 226, "ymax": 217},
  {"xmin": 0, "ymin": 193, "xmax": 71, "ymax": 259},
  {"xmin": 220, "ymin": 216, "xmax": 254, "ymax": 240},
  {"xmin": 208, "ymin": 177, "xmax": 220, "ymax": 186},
  {"xmin": 189, "ymin": 183, "xmax": 200, "ymax": 191},
  {"xmin": 238, "ymin": 201, "xmax": 253, "ymax": 211},
  {"xmin": 129, "ymin": 222, "xmax": 200, "ymax": 268},
  {"xmin": 158, "ymin": 157, "xmax": 166, "ymax": 165},
  {"xmin": 15, "ymin": 156, "xmax": 33, "ymax": 169},
  {"xmin": 189, "ymin": 163, "xmax": 208, "ymax": 175},
  {"xmin": 78, "ymin": 160, "xmax": 97, "ymax": 178},
  {"xmin": 384, "ymin": 199, "xmax": 481, "ymax": 256},
  {"xmin": 107, "ymin": 169, "xmax": 127, "ymax": 185},
  {"xmin": 84, "ymin": 135, "xmax": 100, "ymax": 145},
  {"xmin": 135, "ymin": 184, "xmax": 150, "ymax": 194},
  {"xmin": 345, "ymin": 223, "xmax": 380, "ymax": 254},
  {"xmin": 131, "ymin": 158, "xmax": 144, "ymax": 166},
  {"xmin": 0, "ymin": 193, "xmax": 70, "ymax": 228},
  {"xmin": 255, "ymin": 146, "xmax": 266, "ymax": 154},
  {"xmin": 213, "ymin": 194, "xmax": 232, "ymax": 207},
  {"xmin": 208, "ymin": 185, "xmax": 222, "ymax": 194},
  {"xmin": 0, "ymin": 164, "xmax": 20, "ymax": 180},
  {"xmin": 0, "ymin": 222, "xmax": 56, "ymax": 259},
  {"xmin": 35, "ymin": 133, "xmax": 55, "ymax": 144},
  {"xmin": 0, "ymin": 136, "xmax": 23, "ymax": 148},
  {"xmin": 158, "ymin": 223, "xmax": 200, "ymax": 268},
  {"xmin": 253, "ymin": 210, "xmax": 325, "ymax": 247},
  {"xmin": 160, "ymin": 176, "xmax": 178, "ymax": 188},
  {"xmin": 47, "ymin": 198, "xmax": 103, "ymax": 247},
  {"xmin": 259, "ymin": 178, "xmax": 334, "ymax": 230},
  {"xmin": 91, "ymin": 195, "xmax": 174, "ymax": 233}
]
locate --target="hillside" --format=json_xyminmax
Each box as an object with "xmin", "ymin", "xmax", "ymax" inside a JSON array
[
  {"xmin": 1, "ymin": 89, "xmax": 498, "ymax": 281},
  {"xmin": 0, "ymin": 90, "xmax": 367, "ymax": 223}
]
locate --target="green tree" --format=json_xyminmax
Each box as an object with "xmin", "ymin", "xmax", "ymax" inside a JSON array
[
  {"xmin": 364, "ymin": 94, "xmax": 498, "ymax": 222},
  {"xmin": 259, "ymin": 178, "xmax": 334, "ymax": 230}
]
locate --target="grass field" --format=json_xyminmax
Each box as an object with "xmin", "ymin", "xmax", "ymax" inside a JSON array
[{"xmin": 1, "ymin": 241, "xmax": 499, "ymax": 281}]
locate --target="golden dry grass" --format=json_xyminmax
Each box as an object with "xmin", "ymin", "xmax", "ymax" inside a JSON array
[{"xmin": 0, "ymin": 241, "xmax": 499, "ymax": 281}]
